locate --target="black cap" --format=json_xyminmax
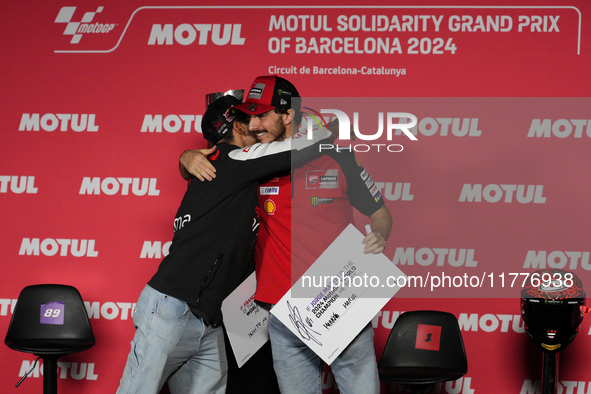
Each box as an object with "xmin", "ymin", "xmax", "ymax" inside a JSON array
[{"xmin": 201, "ymin": 95, "xmax": 243, "ymax": 144}]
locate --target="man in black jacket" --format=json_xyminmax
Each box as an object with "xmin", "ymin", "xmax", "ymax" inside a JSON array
[{"xmin": 116, "ymin": 95, "xmax": 330, "ymax": 394}]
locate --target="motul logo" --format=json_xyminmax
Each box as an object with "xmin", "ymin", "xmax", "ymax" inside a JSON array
[
  {"xmin": 528, "ymin": 118, "xmax": 591, "ymax": 138},
  {"xmin": 79, "ymin": 177, "xmax": 160, "ymax": 196},
  {"xmin": 19, "ymin": 238, "xmax": 98, "ymax": 257},
  {"xmin": 19, "ymin": 114, "xmax": 99, "ymax": 132},
  {"xmin": 0, "ymin": 176, "xmax": 38, "ymax": 194},
  {"xmin": 141, "ymin": 114, "xmax": 202, "ymax": 133},
  {"xmin": 19, "ymin": 360, "xmax": 98, "ymax": 380},
  {"xmin": 459, "ymin": 184, "xmax": 546, "ymax": 204},
  {"xmin": 140, "ymin": 241, "xmax": 172, "ymax": 259},
  {"xmin": 148, "ymin": 24, "xmax": 245, "ymax": 45}
]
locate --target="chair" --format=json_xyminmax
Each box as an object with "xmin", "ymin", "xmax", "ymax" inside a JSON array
[
  {"xmin": 378, "ymin": 310, "xmax": 468, "ymax": 394},
  {"xmin": 4, "ymin": 284, "xmax": 96, "ymax": 394}
]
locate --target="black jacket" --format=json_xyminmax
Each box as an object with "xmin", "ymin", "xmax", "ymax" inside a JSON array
[{"xmin": 148, "ymin": 129, "xmax": 329, "ymax": 326}]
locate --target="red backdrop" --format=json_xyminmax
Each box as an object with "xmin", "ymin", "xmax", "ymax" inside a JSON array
[{"xmin": 2, "ymin": 1, "xmax": 590, "ymax": 393}]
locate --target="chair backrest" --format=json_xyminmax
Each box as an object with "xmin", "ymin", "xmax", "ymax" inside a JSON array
[
  {"xmin": 378, "ymin": 310, "xmax": 467, "ymax": 385},
  {"xmin": 5, "ymin": 284, "xmax": 96, "ymax": 356}
]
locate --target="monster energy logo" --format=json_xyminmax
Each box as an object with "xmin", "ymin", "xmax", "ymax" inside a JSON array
[{"xmin": 310, "ymin": 197, "xmax": 334, "ymax": 207}]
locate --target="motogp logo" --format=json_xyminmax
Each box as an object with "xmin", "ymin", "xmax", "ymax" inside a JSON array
[{"xmin": 55, "ymin": 6, "xmax": 116, "ymax": 44}]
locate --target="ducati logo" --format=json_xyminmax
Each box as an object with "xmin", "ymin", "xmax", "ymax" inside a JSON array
[{"xmin": 308, "ymin": 175, "xmax": 318, "ymax": 185}]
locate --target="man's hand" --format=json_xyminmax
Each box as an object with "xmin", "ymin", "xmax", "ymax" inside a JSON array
[
  {"xmin": 362, "ymin": 206, "xmax": 392, "ymax": 254},
  {"xmin": 362, "ymin": 231, "xmax": 387, "ymax": 254},
  {"xmin": 179, "ymin": 146, "xmax": 217, "ymax": 182}
]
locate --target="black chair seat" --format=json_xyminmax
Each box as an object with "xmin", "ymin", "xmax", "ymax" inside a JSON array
[
  {"xmin": 4, "ymin": 284, "xmax": 96, "ymax": 393},
  {"xmin": 378, "ymin": 310, "xmax": 468, "ymax": 393}
]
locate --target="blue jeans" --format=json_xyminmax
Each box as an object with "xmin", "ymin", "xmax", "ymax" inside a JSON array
[
  {"xmin": 269, "ymin": 314, "xmax": 379, "ymax": 394},
  {"xmin": 116, "ymin": 285, "xmax": 227, "ymax": 394}
]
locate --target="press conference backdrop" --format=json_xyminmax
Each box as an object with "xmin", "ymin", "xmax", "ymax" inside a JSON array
[{"xmin": 1, "ymin": 1, "xmax": 590, "ymax": 393}]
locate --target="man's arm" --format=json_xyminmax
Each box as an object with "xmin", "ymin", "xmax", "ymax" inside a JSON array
[
  {"xmin": 362, "ymin": 205, "xmax": 392, "ymax": 254},
  {"xmin": 181, "ymin": 124, "xmax": 332, "ymax": 181},
  {"xmin": 179, "ymin": 146, "xmax": 218, "ymax": 181}
]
